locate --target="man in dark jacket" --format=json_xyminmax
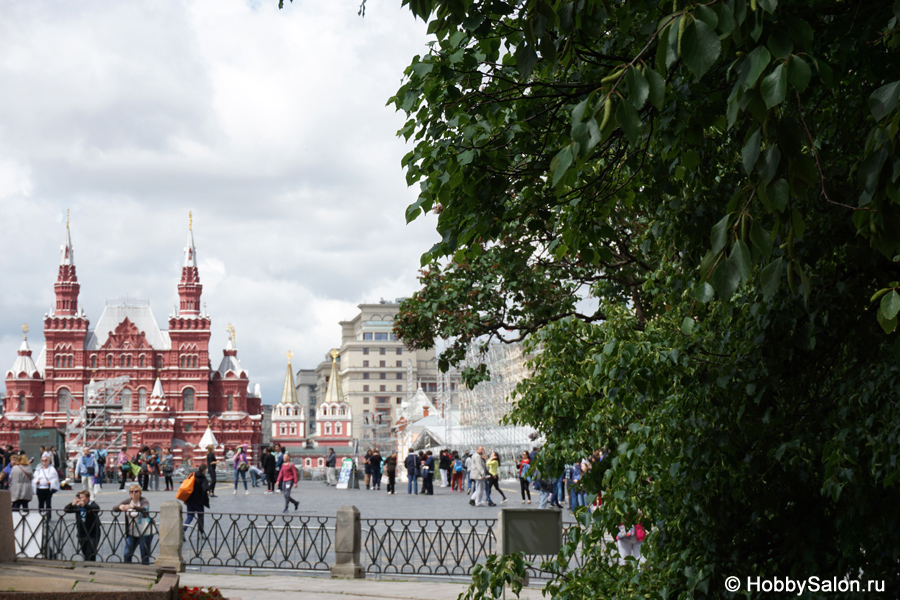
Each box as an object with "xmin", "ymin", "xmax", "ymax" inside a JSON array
[
  {"xmin": 404, "ymin": 448, "xmax": 420, "ymax": 495},
  {"xmin": 262, "ymin": 447, "xmax": 277, "ymax": 494},
  {"xmin": 325, "ymin": 448, "xmax": 337, "ymax": 486},
  {"xmin": 64, "ymin": 490, "xmax": 101, "ymax": 561},
  {"xmin": 422, "ymin": 450, "xmax": 435, "ymax": 495},
  {"xmin": 183, "ymin": 464, "xmax": 211, "ymax": 536}
]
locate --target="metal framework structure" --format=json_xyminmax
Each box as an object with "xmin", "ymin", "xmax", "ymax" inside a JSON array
[
  {"xmin": 458, "ymin": 343, "xmax": 536, "ymax": 470},
  {"xmin": 64, "ymin": 376, "xmax": 130, "ymax": 455}
]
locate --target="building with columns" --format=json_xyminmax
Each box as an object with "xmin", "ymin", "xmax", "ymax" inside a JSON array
[{"xmin": 0, "ymin": 217, "xmax": 263, "ymax": 464}]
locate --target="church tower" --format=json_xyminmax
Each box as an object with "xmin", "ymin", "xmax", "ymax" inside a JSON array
[
  {"xmin": 271, "ymin": 351, "xmax": 306, "ymax": 448},
  {"xmin": 54, "ymin": 211, "xmax": 80, "ymax": 316},
  {"xmin": 312, "ymin": 349, "xmax": 352, "ymax": 448},
  {"xmin": 167, "ymin": 213, "xmax": 211, "ymax": 416}
]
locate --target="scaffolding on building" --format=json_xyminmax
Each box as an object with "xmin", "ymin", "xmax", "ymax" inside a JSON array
[
  {"xmin": 359, "ymin": 410, "xmax": 394, "ymax": 454},
  {"xmin": 65, "ymin": 376, "xmax": 130, "ymax": 455},
  {"xmin": 458, "ymin": 343, "xmax": 536, "ymax": 475}
]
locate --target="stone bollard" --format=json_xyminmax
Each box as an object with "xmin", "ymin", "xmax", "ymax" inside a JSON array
[
  {"xmin": 155, "ymin": 500, "xmax": 185, "ymax": 572},
  {"xmin": 330, "ymin": 505, "xmax": 364, "ymax": 579},
  {"xmin": 0, "ymin": 490, "xmax": 15, "ymax": 562}
]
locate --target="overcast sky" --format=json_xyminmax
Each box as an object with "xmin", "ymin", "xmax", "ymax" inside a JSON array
[{"xmin": 0, "ymin": 1, "xmax": 438, "ymax": 402}]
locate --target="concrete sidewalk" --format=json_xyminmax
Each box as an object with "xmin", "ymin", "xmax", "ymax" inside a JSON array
[{"xmin": 180, "ymin": 573, "xmax": 545, "ymax": 600}]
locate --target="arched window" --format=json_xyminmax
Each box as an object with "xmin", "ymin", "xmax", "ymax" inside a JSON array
[
  {"xmin": 122, "ymin": 389, "xmax": 132, "ymax": 410},
  {"xmin": 156, "ymin": 356, "xmax": 163, "ymax": 369},
  {"xmin": 335, "ymin": 422, "xmax": 342, "ymax": 435},
  {"xmin": 305, "ymin": 458, "xmax": 312, "ymax": 467},
  {"xmin": 325, "ymin": 422, "xmax": 332, "ymax": 435},
  {"xmin": 317, "ymin": 457, "xmax": 324, "ymax": 467},
  {"xmin": 91, "ymin": 355, "xmax": 97, "ymax": 368},
  {"xmin": 138, "ymin": 388, "xmax": 147, "ymax": 411},
  {"xmin": 120, "ymin": 355, "xmax": 126, "ymax": 367},
  {"xmin": 227, "ymin": 393, "xmax": 234, "ymax": 412},
  {"xmin": 58, "ymin": 388, "xmax": 72, "ymax": 412},
  {"xmin": 192, "ymin": 356, "xmax": 198, "ymax": 368},
  {"xmin": 139, "ymin": 355, "xmax": 145, "ymax": 368},
  {"xmin": 180, "ymin": 356, "xmax": 185, "ymax": 368},
  {"xmin": 183, "ymin": 388, "xmax": 195, "ymax": 411},
  {"xmin": 18, "ymin": 393, "xmax": 25, "ymax": 411},
  {"xmin": 107, "ymin": 355, "xmax": 113, "ymax": 367},
  {"xmin": 55, "ymin": 356, "xmax": 60, "ymax": 368},
  {"xmin": 290, "ymin": 424, "xmax": 296, "ymax": 435},
  {"xmin": 126, "ymin": 355, "xmax": 132, "ymax": 367}
]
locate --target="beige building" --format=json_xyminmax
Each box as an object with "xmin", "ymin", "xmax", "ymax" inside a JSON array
[{"xmin": 311, "ymin": 301, "xmax": 459, "ymax": 449}]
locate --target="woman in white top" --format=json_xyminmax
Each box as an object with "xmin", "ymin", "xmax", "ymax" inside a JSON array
[{"xmin": 32, "ymin": 454, "xmax": 61, "ymax": 511}]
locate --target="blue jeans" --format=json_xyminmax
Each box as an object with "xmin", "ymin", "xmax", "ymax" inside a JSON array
[
  {"xmin": 407, "ymin": 470, "xmax": 418, "ymax": 494},
  {"xmin": 234, "ymin": 469, "xmax": 247, "ymax": 490},
  {"xmin": 124, "ymin": 535, "xmax": 152, "ymax": 564},
  {"xmin": 569, "ymin": 488, "xmax": 586, "ymax": 511}
]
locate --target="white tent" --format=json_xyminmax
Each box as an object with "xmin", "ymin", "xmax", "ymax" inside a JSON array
[{"xmin": 197, "ymin": 426, "xmax": 219, "ymax": 449}]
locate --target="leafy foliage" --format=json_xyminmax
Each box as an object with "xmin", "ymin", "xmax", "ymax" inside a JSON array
[{"xmin": 387, "ymin": 0, "xmax": 900, "ymax": 597}]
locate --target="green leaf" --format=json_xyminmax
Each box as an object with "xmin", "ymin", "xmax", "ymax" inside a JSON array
[
  {"xmin": 711, "ymin": 214, "xmax": 730, "ymax": 254},
  {"xmin": 791, "ymin": 209, "xmax": 806, "ymax": 239},
  {"xmin": 878, "ymin": 307, "xmax": 898, "ymax": 334},
  {"xmin": 760, "ymin": 62, "xmax": 787, "ymax": 109},
  {"xmin": 646, "ymin": 68, "xmax": 666, "ymax": 110},
  {"xmin": 881, "ymin": 290, "xmax": 900, "ymax": 320},
  {"xmin": 787, "ymin": 55, "xmax": 811, "ymax": 92},
  {"xmin": 739, "ymin": 46, "xmax": 771, "ymax": 91},
  {"xmin": 696, "ymin": 282, "xmax": 715, "ymax": 303},
  {"xmin": 750, "ymin": 222, "xmax": 773, "ymax": 259},
  {"xmin": 712, "ymin": 256, "xmax": 742, "ymax": 300},
  {"xmin": 550, "ymin": 143, "xmax": 577, "ymax": 186},
  {"xmin": 695, "ymin": 5, "xmax": 718, "ymax": 30},
  {"xmin": 761, "ymin": 257, "xmax": 782, "ymax": 299},
  {"xmin": 742, "ymin": 128, "xmax": 761, "ymax": 174},
  {"xmin": 681, "ymin": 316, "xmax": 696, "ymax": 334},
  {"xmin": 615, "ymin": 100, "xmax": 641, "ymax": 146},
  {"xmin": 766, "ymin": 29, "xmax": 793, "ymax": 59},
  {"xmin": 680, "ymin": 18, "xmax": 721, "ymax": 79},
  {"xmin": 759, "ymin": 147, "xmax": 782, "ymax": 185},
  {"xmin": 729, "ymin": 240, "xmax": 752, "ymax": 282},
  {"xmin": 625, "ymin": 68, "xmax": 649, "ymax": 110},
  {"xmin": 758, "ymin": 0, "xmax": 778, "ymax": 13},
  {"xmin": 870, "ymin": 81, "xmax": 900, "ymax": 123},
  {"xmin": 768, "ymin": 178, "xmax": 789, "ymax": 211}
]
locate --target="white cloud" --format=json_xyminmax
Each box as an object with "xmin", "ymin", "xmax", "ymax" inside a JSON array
[{"xmin": 0, "ymin": 0, "xmax": 436, "ymax": 399}]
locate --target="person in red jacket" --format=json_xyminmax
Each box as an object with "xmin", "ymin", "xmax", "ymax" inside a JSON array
[{"xmin": 275, "ymin": 452, "xmax": 300, "ymax": 512}]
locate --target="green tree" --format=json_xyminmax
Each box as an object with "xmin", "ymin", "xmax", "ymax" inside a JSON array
[{"xmin": 385, "ymin": 0, "xmax": 900, "ymax": 597}]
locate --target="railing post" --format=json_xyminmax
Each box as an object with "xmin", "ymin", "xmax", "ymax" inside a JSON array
[
  {"xmin": 330, "ymin": 505, "xmax": 364, "ymax": 579},
  {"xmin": 155, "ymin": 500, "xmax": 184, "ymax": 572},
  {"xmin": 0, "ymin": 490, "xmax": 15, "ymax": 562}
]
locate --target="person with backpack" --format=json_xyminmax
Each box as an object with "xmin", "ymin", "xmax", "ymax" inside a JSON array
[
  {"xmin": 384, "ymin": 452, "xmax": 397, "ymax": 494},
  {"xmin": 450, "ymin": 451, "xmax": 465, "ymax": 492},
  {"xmin": 404, "ymin": 448, "xmax": 420, "ymax": 495},
  {"xmin": 275, "ymin": 452, "xmax": 300, "ymax": 512},
  {"xmin": 182, "ymin": 464, "xmax": 210, "ymax": 536}
]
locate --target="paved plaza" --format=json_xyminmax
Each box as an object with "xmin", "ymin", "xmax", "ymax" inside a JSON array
[{"xmin": 57, "ymin": 475, "xmax": 576, "ymax": 523}]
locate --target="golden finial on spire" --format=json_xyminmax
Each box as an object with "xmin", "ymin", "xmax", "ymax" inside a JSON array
[
  {"xmin": 66, "ymin": 209, "xmax": 70, "ymax": 228},
  {"xmin": 286, "ymin": 350, "xmax": 294, "ymax": 363},
  {"xmin": 22, "ymin": 323, "xmax": 28, "ymax": 340},
  {"xmin": 330, "ymin": 348, "xmax": 340, "ymax": 361},
  {"xmin": 226, "ymin": 323, "xmax": 236, "ymax": 345},
  {"xmin": 189, "ymin": 211, "xmax": 193, "ymax": 231}
]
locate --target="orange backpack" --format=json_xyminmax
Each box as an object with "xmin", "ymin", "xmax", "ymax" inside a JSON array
[{"xmin": 176, "ymin": 472, "xmax": 195, "ymax": 502}]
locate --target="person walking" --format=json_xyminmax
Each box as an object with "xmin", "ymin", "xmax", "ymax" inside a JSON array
[
  {"xmin": 32, "ymin": 454, "xmax": 60, "ymax": 511},
  {"xmin": 64, "ymin": 491, "xmax": 101, "ymax": 561},
  {"xmin": 206, "ymin": 445, "xmax": 218, "ymax": 497},
  {"xmin": 486, "ymin": 451, "xmax": 507, "ymax": 504},
  {"xmin": 147, "ymin": 449, "xmax": 160, "ymax": 492},
  {"xmin": 75, "ymin": 447, "xmax": 99, "ymax": 502},
  {"xmin": 10, "ymin": 454, "xmax": 34, "ymax": 510},
  {"xmin": 161, "ymin": 448, "xmax": 175, "ymax": 491},
  {"xmin": 517, "ymin": 451, "xmax": 532, "ymax": 504},
  {"xmin": 404, "ymin": 448, "xmax": 420, "ymax": 495},
  {"xmin": 325, "ymin": 448, "xmax": 337, "ymax": 486},
  {"xmin": 233, "ymin": 446, "xmax": 250, "ymax": 495},
  {"xmin": 262, "ymin": 447, "xmax": 277, "ymax": 494},
  {"xmin": 115, "ymin": 485, "xmax": 153, "ymax": 565},
  {"xmin": 183, "ymin": 464, "xmax": 210, "ymax": 537},
  {"xmin": 370, "ymin": 449, "xmax": 383, "ymax": 491},
  {"xmin": 384, "ymin": 452, "xmax": 397, "ymax": 494},
  {"xmin": 275, "ymin": 452, "xmax": 300, "ymax": 512},
  {"xmin": 468, "ymin": 447, "xmax": 489, "ymax": 507},
  {"xmin": 363, "ymin": 449, "xmax": 373, "ymax": 490}
]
